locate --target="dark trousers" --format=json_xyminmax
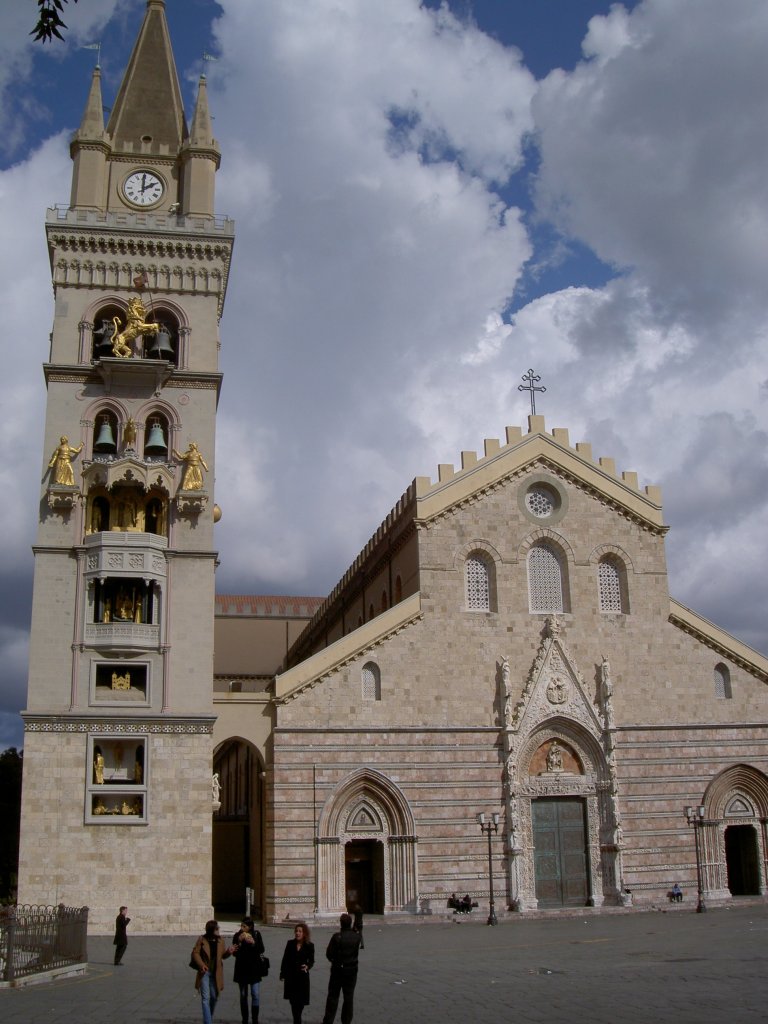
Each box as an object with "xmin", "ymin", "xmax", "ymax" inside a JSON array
[
  {"xmin": 289, "ymin": 998, "xmax": 305, "ymax": 1024},
  {"xmin": 322, "ymin": 965, "xmax": 358, "ymax": 1024},
  {"xmin": 113, "ymin": 942, "xmax": 127, "ymax": 965}
]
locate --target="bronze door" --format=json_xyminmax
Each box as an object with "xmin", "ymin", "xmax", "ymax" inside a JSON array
[{"xmin": 532, "ymin": 797, "xmax": 590, "ymax": 906}]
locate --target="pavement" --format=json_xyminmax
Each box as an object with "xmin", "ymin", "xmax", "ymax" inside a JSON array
[{"xmin": 1, "ymin": 903, "xmax": 766, "ymax": 1023}]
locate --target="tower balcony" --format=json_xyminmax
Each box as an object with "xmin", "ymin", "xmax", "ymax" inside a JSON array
[
  {"xmin": 84, "ymin": 531, "xmax": 168, "ymax": 581},
  {"xmin": 84, "ymin": 621, "xmax": 160, "ymax": 651},
  {"xmin": 46, "ymin": 204, "xmax": 235, "ymax": 236}
]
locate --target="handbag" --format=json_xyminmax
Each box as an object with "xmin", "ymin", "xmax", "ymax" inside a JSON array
[{"xmin": 260, "ymin": 954, "xmax": 270, "ymax": 977}]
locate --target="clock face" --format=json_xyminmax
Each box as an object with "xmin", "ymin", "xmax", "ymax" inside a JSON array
[{"xmin": 122, "ymin": 170, "xmax": 165, "ymax": 207}]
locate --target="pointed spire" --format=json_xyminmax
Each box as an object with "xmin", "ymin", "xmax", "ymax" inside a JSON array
[
  {"xmin": 77, "ymin": 65, "xmax": 105, "ymax": 139},
  {"xmin": 106, "ymin": 0, "xmax": 188, "ymax": 152},
  {"xmin": 189, "ymin": 75, "xmax": 214, "ymax": 147}
]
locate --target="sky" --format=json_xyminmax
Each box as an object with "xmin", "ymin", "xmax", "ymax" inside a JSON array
[{"xmin": 1, "ymin": 0, "xmax": 767, "ymax": 748}]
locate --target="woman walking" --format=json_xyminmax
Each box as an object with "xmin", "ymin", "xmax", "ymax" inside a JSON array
[
  {"xmin": 279, "ymin": 922, "xmax": 314, "ymax": 1024},
  {"xmin": 231, "ymin": 916, "xmax": 266, "ymax": 1024}
]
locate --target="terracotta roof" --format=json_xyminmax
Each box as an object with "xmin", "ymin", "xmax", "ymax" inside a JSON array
[{"xmin": 215, "ymin": 595, "xmax": 324, "ymax": 618}]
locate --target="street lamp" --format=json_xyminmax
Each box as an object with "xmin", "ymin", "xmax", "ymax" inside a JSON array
[
  {"xmin": 477, "ymin": 811, "xmax": 500, "ymax": 926},
  {"xmin": 684, "ymin": 804, "xmax": 707, "ymax": 913}
]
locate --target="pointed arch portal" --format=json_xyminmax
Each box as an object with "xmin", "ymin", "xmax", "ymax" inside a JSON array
[{"xmin": 316, "ymin": 768, "xmax": 418, "ymax": 915}]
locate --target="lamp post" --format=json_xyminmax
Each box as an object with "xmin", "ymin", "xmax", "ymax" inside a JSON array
[
  {"xmin": 477, "ymin": 812, "xmax": 499, "ymax": 926},
  {"xmin": 684, "ymin": 804, "xmax": 707, "ymax": 913}
]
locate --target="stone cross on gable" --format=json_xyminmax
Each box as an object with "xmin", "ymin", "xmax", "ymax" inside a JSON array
[{"xmin": 518, "ymin": 368, "xmax": 546, "ymax": 416}]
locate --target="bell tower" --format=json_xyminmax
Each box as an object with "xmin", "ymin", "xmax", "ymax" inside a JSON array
[{"xmin": 17, "ymin": 0, "xmax": 234, "ymax": 932}]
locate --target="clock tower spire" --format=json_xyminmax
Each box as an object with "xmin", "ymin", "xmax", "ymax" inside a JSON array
[{"xmin": 17, "ymin": 0, "xmax": 234, "ymax": 932}]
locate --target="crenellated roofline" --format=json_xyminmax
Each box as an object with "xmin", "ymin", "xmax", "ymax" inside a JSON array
[{"xmin": 412, "ymin": 414, "xmax": 664, "ymax": 531}]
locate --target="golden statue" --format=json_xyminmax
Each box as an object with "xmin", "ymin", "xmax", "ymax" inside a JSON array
[
  {"xmin": 112, "ymin": 671, "xmax": 131, "ymax": 691},
  {"xmin": 173, "ymin": 441, "xmax": 209, "ymax": 490},
  {"xmin": 134, "ymin": 760, "xmax": 143, "ymax": 784},
  {"xmin": 48, "ymin": 436, "xmax": 83, "ymax": 487},
  {"xmin": 111, "ymin": 297, "xmax": 160, "ymax": 358},
  {"xmin": 93, "ymin": 798, "xmax": 108, "ymax": 815},
  {"xmin": 94, "ymin": 752, "xmax": 105, "ymax": 784},
  {"xmin": 123, "ymin": 416, "xmax": 137, "ymax": 449}
]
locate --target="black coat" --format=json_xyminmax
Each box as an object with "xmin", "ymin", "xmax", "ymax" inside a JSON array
[
  {"xmin": 113, "ymin": 913, "xmax": 130, "ymax": 946},
  {"xmin": 280, "ymin": 939, "xmax": 314, "ymax": 1006},
  {"xmin": 232, "ymin": 927, "xmax": 266, "ymax": 985}
]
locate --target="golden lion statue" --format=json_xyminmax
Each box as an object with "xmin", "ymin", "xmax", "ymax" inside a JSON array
[{"xmin": 111, "ymin": 297, "xmax": 159, "ymax": 358}]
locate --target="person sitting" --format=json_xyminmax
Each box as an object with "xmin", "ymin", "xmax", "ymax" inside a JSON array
[
  {"xmin": 669, "ymin": 883, "xmax": 683, "ymax": 903},
  {"xmin": 461, "ymin": 894, "xmax": 472, "ymax": 914}
]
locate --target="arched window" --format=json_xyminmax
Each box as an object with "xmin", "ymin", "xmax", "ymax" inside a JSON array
[
  {"xmin": 394, "ymin": 576, "xmax": 403, "ymax": 603},
  {"xmin": 92, "ymin": 409, "xmax": 118, "ymax": 456},
  {"xmin": 362, "ymin": 662, "xmax": 381, "ymax": 701},
  {"xmin": 368, "ymin": 603, "xmax": 374, "ymax": 622},
  {"xmin": 466, "ymin": 552, "xmax": 492, "ymax": 611},
  {"xmin": 528, "ymin": 542, "xmax": 566, "ymax": 613},
  {"xmin": 714, "ymin": 663, "xmax": 732, "ymax": 700},
  {"xmin": 91, "ymin": 304, "xmax": 124, "ymax": 360},
  {"xmin": 598, "ymin": 556, "xmax": 628, "ymax": 613},
  {"xmin": 144, "ymin": 308, "xmax": 179, "ymax": 364},
  {"xmin": 144, "ymin": 413, "xmax": 169, "ymax": 460}
]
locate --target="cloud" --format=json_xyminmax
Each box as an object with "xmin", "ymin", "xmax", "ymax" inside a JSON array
[
  {"xmin": 533, "ymin": 0, "xmax": 768, "ymax": 333},
  {"xmin": 1, "ymin": 0, "xmax": 767, "ymax": 748},
  {"xmin": 0, "ymin": 1, "xmax": 122, "ymax": 157}
]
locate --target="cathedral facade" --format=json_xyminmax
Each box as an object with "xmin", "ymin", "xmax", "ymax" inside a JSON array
[
  {"xmin": 232, "ymin": 417, "xmax": 768, "ymax": 921},
  {"xmin": 18, "ymin": 1, "xmax": 768, "ymax": 932}
]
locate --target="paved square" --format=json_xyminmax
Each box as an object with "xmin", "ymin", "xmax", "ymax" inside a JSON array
[{"xmin": 1, "ymin": 906, "xmax": 766, "ymax": 1024}]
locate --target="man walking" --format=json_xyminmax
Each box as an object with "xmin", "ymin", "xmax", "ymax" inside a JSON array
[
  {"xmin": 322, "ymin": 913, "xmax": 362, "ymax": 1024},
  {"xmin": 113, "ymin": 905, "xmax": 130, "ymax": 965}
]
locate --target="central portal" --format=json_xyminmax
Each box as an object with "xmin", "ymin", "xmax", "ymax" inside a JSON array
[
  {"xmin": 532, "ymin": 797, "xmax": 589, "ymax": 907},
  {"xmin": 345, "ymin": 839, "xmax": 384, "ymax": 913}
]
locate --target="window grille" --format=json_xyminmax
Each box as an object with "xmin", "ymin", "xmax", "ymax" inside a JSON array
[
  {"xmin": 598, "ymin": 558, "xmax": 624, "ymax": 612},
  {"xmin": 526, "ymin": 487, "xmax": 556, "ymax": 518},
  {"xmin": 528, "ymin": 543, "xmax": 564, "ymax": 612},
  {"xmin": 714, "ymin": 663, "xmax": 732, "ymax": 699},
  {"xmin": 362, "ymin": 662, "xmax": 381, "ymax": 701},
  {"xmin": 466, "ymin": 555, "xmax": 490, "ymax": 610}
]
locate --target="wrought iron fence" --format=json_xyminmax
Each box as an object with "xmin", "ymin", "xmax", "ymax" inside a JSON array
[{"xmin": 0, "ymin": 904, "xmax": 88, "ymax": 984}]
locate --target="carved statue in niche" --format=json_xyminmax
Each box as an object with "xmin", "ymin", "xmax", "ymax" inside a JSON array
[
  {"xmin": 94, "ymin": 752, "xmax": 105, "ymax": 784},
  {"xmin": 173, "ymin": 442, "xmax": 209, "ymax": 490},
  {"xmin": 90, "ymin": 500, "xmax": 105, "ymax": 533},
  {"xmin": 601, "ymin": 654, "xmax": 615, "ymax": 730},
  {"xmin": 112, "ymin": 671, "xmax": 131, "ymax": 691},
  {"xmin": 116, "ymin": 494, "xmax": 139, "ymax": 531},
  {"xmin": 123, "ymin": 416, "xmax": 137, "ymax": 450},
  {"xmin": 546, "ymin": 740, "xmax": 565, "ymax": 773},
  {"xmin": 134, "ymin": 759, "xmax": 143, "ymax": 784},
  {"xmin": 212, "ymin": 772, "xmax": 221, "ymax": 804},
  {"xmin": 48, "ymin": 436, "xmax": 83, "ymax": 486},
  {"xmin": 145, "ymin": 497, "xmax": 167, "ymax": 536},
  {"xmin": 546, "ymin": 674, "xmax": 568, "ymax": 705},
  {"xmin": 111, "ymin": 296, "xmax": 160, "ymax": 358},
  {"xmin": 501, "ymin": 656, "xmax": 513, "ymax": 722}
]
